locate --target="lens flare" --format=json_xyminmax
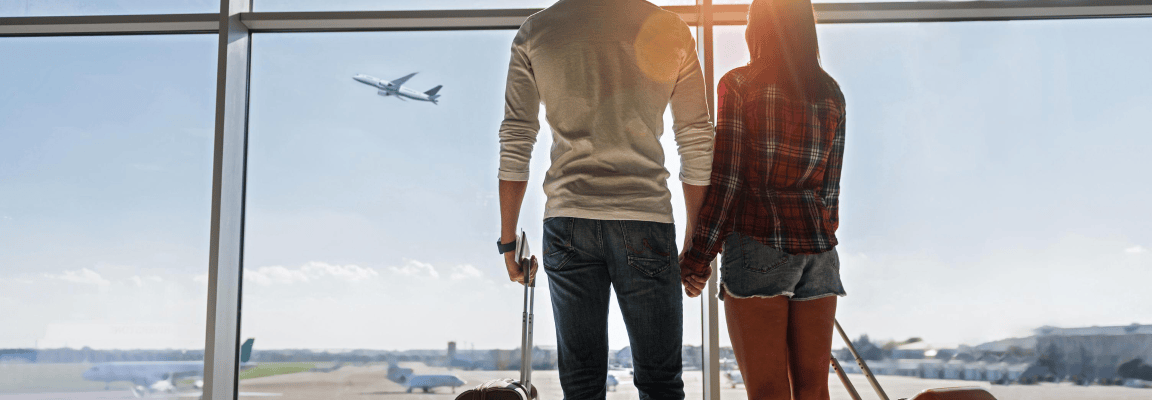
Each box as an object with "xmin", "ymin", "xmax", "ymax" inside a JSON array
[{"xmin": 632, "ymin": 13, "xmax": 691, "ymax": 83}]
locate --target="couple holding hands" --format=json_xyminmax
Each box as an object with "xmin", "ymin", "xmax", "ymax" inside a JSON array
[{"xmin": 497, "ymin": 1, "xmax": 846, "ymax": 399}]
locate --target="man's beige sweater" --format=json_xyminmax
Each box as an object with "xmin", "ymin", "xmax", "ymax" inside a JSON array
[{"xmin": 498, "ymin": 0, "xmax": 714, "ymax": 224}]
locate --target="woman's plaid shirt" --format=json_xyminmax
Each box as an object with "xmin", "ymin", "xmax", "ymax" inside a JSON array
[{"xmin": 683, "ymin": 67, "xmax": 846, "ymax": 274}]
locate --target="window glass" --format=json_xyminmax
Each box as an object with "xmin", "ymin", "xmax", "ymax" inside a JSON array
[
  {"xmin": 712, "ymin": 19, "xmax": 1152, "ymax": 399},
  {"xmin": 239, "ymin": 29, "xmax": 705, "ymax": 398},
  {"xmin": 0, "ymin": 0, "xmax": 218, "ymax": 17},
  {"xmin": 0, "ymin": 35, "xmax": 216, "ymax": 396}
]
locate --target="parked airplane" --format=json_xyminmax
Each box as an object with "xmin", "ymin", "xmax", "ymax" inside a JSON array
[
  {"xmin": 82, "ymin": 339, "xmax": 276, "ymax": 398},
  {"xmin": 386, "ymin": 361, "xmax": 466, "ymax": 393},
  {"xmin": 726, "ymin": 369, "xmax": 744, "ymax": 388},
  {"xmin": 353, "ymin": 73, "xmax": 442, "ymax": 104}
]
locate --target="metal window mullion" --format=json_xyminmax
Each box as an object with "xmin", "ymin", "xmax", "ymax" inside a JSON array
[
  {"xmin": 5, "ymin": 2, "xmax": 1152, "ymax": 36},
  {"xmin": 707, "ymin": 1, "xmax": 1152, "ymax": 25},
  {"xmin": 696, "ymin": 1, "xmax": 722, "ymax": 399},
  {"xmin": 0, "ymin": 14, "xmax": 218, "ymax": 36},
  {"xmin": 203, "ymin": 0, "xmax": 252, "ymax": 399}
]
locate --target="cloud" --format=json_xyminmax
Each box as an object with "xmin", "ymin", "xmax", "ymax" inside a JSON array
[
  {"xmin": 1125, "ymin": 246, "xmax": 1146, "ymax": 254},
  {"xmin": 389, "ymin": 259, "xmax": 440, "ymax": 279},
  {"xmin": 449, "ymin": 264, "xmax": 484, "ymax": 280},
  {"xmin": 301, "ymin": 262, "xmax": 378, "ymax": 281},
  {"xmin": 129, "ymin": 275, "xmax": 163, "ymax": 287},
  {"xmin": 245, "ymin": 265, "xmax": 312, "ymax": 286},
  {"xmin": 193, "ymin": 274, "xmax": 209, "ymax": 285},
  {"xmin": 43, "ymin": 268, "xmax": 111, "ymax": 287},
  {"xmin": 244, "ymin": 262, "xmax": 379, "ymax": 286}
]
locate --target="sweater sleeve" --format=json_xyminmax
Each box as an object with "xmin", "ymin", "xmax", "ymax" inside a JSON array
[
  {"xmin": 668, "ymin": 20, "xmax": 714, "ymax": 186},
  {"xmin": 497, "ymin": 23, "xmax": 541, "ymax": 182}
]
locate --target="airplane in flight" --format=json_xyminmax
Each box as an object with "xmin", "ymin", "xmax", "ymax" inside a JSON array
[
  {"xmin": 353, "ymin": 73, "xmax": 442, "ymax": 105},
  {"xmin": 82, "ymin": 338, "xmax": 278, "ymax": 398},
  {"xmin": 386, "ymin": 361, "xmax": 466, "ymax": 393}
]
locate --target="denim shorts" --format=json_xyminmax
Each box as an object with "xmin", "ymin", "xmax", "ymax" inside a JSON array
[{"xmin": 719, "ymin": 233, "xmax": 847, "ymax": 301}]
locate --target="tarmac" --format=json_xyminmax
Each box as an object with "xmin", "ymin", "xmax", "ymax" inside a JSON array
[
  {"xmin": 234, "ymin": 362, "xmax": 1152, "ymax": 400},
  {"xmin": 2, "ymin": 361, "xmax": 1151, "ymax": 399}
]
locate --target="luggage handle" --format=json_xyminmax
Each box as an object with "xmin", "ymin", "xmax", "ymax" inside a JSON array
[
  {"xmin": 831, "ymin": 355, "xmax": 863, "ymax": 400},
  {"xmin": 833, "ymin": 319, "xmax": 891, "ymax": 400},
  {"xmin": 514, "ymin": 230, "xmax": 536, "ymax": 398}
]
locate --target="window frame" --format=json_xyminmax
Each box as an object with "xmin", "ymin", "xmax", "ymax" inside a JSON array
[{"xmin": 3, "ymin": 1, "xmax": 1151, "ymax": 399}]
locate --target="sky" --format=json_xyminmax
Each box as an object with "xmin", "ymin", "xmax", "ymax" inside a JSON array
[{"xmin": 1, "ymin": 2, "xmax": 1151, "ymax": 355}]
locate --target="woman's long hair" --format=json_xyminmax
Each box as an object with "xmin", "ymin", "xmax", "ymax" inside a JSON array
[{"xmin": 745, "ymin": 0, "xmax": 833, "ymax": 99}]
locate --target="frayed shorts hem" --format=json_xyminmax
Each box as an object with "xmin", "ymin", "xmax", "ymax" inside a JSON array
[
  {"xmin": 790, "ymin": 292, "xmax": 847, "ymax": 302},
  {"xmin": 719, "ymin": 283, "xmax": 846, "ymax": 301},
  {"xmin": 718, "ymin": 283, "xmax": 793, "ymax": 301}
]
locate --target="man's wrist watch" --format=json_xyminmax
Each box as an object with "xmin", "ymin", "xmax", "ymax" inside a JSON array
[{"xmin": 497, "ymin": 238, "xmax": 517, "ymax": 254}]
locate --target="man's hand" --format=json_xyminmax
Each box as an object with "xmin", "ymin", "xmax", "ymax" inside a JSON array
[
  {"xmin": 680, "ymin": 255, "xmax": 711, "ymax": 298},
  {"xmin": 505, "ymin": 253, "xmax": 539, "ymax": 286}
]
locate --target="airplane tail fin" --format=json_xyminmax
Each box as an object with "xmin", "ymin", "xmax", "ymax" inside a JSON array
[
  {"xmin": 240, "ymin": 338, "xmax": 255, "ymax": 363},
  {"xmin": 424, "ymin": 85, "xmax": 442, "ymax": 96}
]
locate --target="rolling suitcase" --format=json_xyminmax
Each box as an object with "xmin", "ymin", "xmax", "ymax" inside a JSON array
[
  {"xmin": 456, "ymin": 231, "xmax": 539, "ymax": 400},
  {"xmin": 831, "ymin": 320, "xmax": 997, "ymax": 400}
]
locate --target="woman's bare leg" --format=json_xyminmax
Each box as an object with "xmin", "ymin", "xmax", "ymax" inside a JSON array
[
  {"xmin": 787, "ymin": 296, "xmax": 838, "ymax": 400},
  {"xmin": 725, "ymin": 294, "xmax": 791, "ymax": 400}
]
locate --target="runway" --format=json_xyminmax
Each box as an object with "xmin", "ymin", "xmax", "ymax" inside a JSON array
[
  {"xmin": 3, "ymin": 362, "xmax": 1150, "ymax": 399},
  {"xmin": 236, "ymin": 362, "xmax": 1152, "ymax": 400}
]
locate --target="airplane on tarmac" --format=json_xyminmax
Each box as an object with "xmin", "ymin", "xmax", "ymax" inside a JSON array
[
  {"xmin": 82, "ymin": 338, "xmax": 279, "ymax": 398},
  {"xmin": 386, "ymin": 361, "xmax": 466, "ymax": 393},
  {"xmin": 353, "ymin": 73, "xmax": 443, "ymax": 105},
  {"xmin": 726, "ymin": 369, "xmax": 744, "ymax": 388}
]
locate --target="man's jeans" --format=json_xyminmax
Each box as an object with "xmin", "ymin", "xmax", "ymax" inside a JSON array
[{"xmin": 542, "ymin": 217, "xmax": 685, "ymax": 400}]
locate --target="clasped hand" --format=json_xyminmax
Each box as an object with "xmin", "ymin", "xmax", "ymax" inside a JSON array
[
  {"xmin": 679, "ymin": 254, "xmax": 711, "ymax": 298},
  {"xmin": 504, "ymin": 252, "xmax": 539, "ymax": 285}
]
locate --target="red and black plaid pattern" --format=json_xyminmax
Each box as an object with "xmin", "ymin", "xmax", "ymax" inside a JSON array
[{"xmin": 683, "ymin": 67, "xmax": 846, "ymax": 274}]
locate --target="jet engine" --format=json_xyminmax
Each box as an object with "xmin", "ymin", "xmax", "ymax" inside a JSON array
[{"xmin": 377, "ymin": 90, "xmax": 392, "ymax": 97}]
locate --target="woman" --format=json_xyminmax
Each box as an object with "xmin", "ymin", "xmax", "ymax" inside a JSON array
[{"xmin": 679, "ymin": 0, "xmax": 847, "ymax": 399}]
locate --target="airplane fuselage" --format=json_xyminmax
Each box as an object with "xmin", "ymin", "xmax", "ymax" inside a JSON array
[
  {"xmin": 83, "ymin": 361, "xmax": 259, "ymax": 387},
  {"xmin": 353, "ymin": 74, "xmax": 441, "ymax": 104},
  {"xmin": 387, "ymin": 364, "xmax": 465, "ymax": 393},
  {"xmin": 83, "ymin": 361, "xmax": 203, "ymax": 387}
]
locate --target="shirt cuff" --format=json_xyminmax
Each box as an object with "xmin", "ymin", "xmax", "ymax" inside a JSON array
[
  {"xmin": 679, "ymin": 172, "xmax": 711, "ymax": 187},
  {"xmin": 498, "ymin": 169, "xmax": 530, "ymax": 181},
  {"xmin": 682, "ymin": 246, "xmax": 715, "ymax": 274}
]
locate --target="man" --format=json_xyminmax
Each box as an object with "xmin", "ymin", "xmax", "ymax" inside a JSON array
[{"xmin": 497, "ymin": 0, "xmax": 712, "ymax": 399}]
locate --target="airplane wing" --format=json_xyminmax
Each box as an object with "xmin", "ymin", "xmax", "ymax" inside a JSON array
[{"xmin": 390, "ymin": 72, "xmax": 418, "ymax": 87}]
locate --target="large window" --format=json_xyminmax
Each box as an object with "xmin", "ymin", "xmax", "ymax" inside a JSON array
[
  {"xmin": 236, "ymin": 30, "xmax": 704, "ymax": 398},
  {"xmin": 0, "ymin": 0, "xmax": 219, "ymax": 17},
  {"xmin": 2, "ymin": 2, "xmax": 1150, "ymax": 400},
  {"xmin": 0, "ymin": 35, "xmax": 216, "ymax": 396},
  {"xmin": 713, "ymin": 18, "xmax": 1152, "ymax": 399}
]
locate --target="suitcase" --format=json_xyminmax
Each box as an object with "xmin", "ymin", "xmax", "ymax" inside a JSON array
[
  {"xmin": 831, "ymin": 320, "xmax": 997, "ymax": 400},
  {"xmin": 456, "ymin": 231, "xmax": 539, "ymax": 400}
]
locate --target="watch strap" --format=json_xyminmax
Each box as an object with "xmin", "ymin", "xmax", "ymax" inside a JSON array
[{"xmin": 497, "ymin": 238, "xmax": 517, "ymax": 254}]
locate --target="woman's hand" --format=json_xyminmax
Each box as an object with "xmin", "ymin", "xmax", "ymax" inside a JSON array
[{"xmin": 680, "ymin": 255, "xmax": 711, "ymax": 297}]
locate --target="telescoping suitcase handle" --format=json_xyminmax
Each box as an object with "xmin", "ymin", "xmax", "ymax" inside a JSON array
[
  {"xmin": 832, "ymin": 319, "xmax": 891, "ymax": 400},
  {"xmin": 830, "ymin": 320, "xmax": 998, "ymax": 400},
  {"xmin": 514, "ymin": 230, "xmax": 536, "ymax": 398}
]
